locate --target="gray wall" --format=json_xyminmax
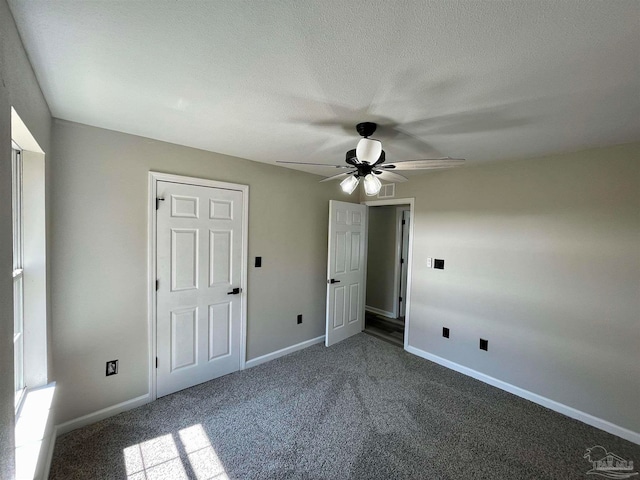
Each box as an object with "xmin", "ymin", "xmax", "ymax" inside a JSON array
[
  {"xmin": 394, "ymin": 143, "xmax": 640, "ymax": 433},
  {"xmin": 0, "ymin": 0, "xmax": 52, "ymax": 476},
  {"xmin": 366, "ymin": 206, "xmax": 398, "ymax": 315},
  {"xmin": 2, "ymin": 0, "xmax": 638, "ymax": 445},
  {"xmin": 50, "ymin": 119, "xmax": 349, "ymax": 424}
]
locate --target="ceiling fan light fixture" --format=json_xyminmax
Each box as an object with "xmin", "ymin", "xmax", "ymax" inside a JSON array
[
  {"xmin": 356, "ymin": 138, "xmax": 382, "ymax": 164},
  {"xmin": 363, "ymin": 173, "xmax": 382, "ymax": 196},
  {"xmin": 276, "ymin": 122, "xmax": 466, "ymax": 195},
  {"xmin": 340, "ymin": 175, "xmax": 360, "ymax": 194}
]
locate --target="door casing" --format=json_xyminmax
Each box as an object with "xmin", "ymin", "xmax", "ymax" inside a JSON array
[
  {"xmin": 148, "ymin": 172, "xmax": 249, "ymax": 401},
  {"xmin": 362, "ymin": 198, "xmax": 415, "ymax": 350},
  {"xmin": 397, "ymin": 208, "xmax": 410, "ymax": 318}
]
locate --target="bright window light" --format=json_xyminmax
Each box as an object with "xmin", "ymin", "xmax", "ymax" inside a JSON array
[
  {"xmin": 124, "ymin": 434, "xmax": 187, "ymax": 480},
  {"xmin": 12, "ymin": 146, "xmax": 25, "ymax": 408},
  {"xmin": 123, "ymin": 424, "xmax": 229, "ymax": 480},
  {"xmin": 179, "ymin": 424, "xmax": 228, "ymax": 480},
  {"xmin": 15, "ymin": 384, "xmax": 55, "ymax": 480}
]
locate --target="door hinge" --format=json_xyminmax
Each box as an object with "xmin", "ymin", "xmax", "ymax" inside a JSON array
[
  {"xmin": 402, "ymin": 219, "xmax": 406, "ymax": 225},
  {"xmin": 155, "ymin": 357, "xmax": 158, "ymax": 368},
  {"xmin": 156, "ymin": 197, "xmax": 165, "ymax": 210},
  {"xmin": 400, "ymin": 258, "xmax": 404, "ymax": 264},
  {"xmin": 399, "ymin": 296, "xmax": 403, "ymax": 302},
  {"xmin": 156, "ymin": 279, "xmax": 159, "ymax": 291}
]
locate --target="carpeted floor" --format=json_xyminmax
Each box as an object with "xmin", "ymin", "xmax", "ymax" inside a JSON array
[{"xmin": 50, "ymin": 334, "xmax": 639, "ymax": 479}]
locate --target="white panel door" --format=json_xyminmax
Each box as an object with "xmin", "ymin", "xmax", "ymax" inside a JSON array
[
  {"xmin": 156, "ymin": 181, "xmax": 243, "ymax": 397},
  {"xmin": 326, "ymin": 201, "xmax": 367, "ymax": 347}
]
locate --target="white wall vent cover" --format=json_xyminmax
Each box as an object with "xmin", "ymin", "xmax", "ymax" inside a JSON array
[{"xmin": 377, "ymin": 184, "xmax": 395, "ymax": 199}]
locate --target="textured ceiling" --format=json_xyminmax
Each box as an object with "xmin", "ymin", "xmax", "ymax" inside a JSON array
[{"xmin": 7, "ymin": 0, "xmax": 640, "ymax": 176}]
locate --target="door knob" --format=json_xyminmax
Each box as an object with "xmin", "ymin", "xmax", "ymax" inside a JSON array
[
  {"xmin": 329, "ymin": 279, "xmax": 340, "ymax": 284},
  {"xmin": 227, "ymin": 287, "xmax": 242, "ymax": 295}
]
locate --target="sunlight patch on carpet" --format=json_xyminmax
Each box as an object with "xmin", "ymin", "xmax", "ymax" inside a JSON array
[
  {"xmin": 180, "ymin": 424, "xmax": 228, "ymax": 480},
  {"xmin": 123, "ymin": 424, "xmax": 228, "ymax": 480}
]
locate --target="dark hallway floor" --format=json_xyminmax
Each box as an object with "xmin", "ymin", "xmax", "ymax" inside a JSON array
[{"xmin": 364, "ymin": 310, "xmax": 404, "ymax": 346}]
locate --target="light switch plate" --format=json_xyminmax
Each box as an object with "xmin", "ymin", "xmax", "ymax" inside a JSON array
[{"xmin": 427, "ymin": 257, "xmax": 433, "ymax": 268}]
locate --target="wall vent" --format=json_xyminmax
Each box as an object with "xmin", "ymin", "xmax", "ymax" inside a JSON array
[{"xmin": 377, "ymin": 183, "xmax": 395, "ymax": 199}]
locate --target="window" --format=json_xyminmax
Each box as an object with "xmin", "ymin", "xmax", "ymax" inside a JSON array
[
  {"xmin": 12, "ymin": 144, "xmax": 25, "ymax": 409},
  {"xmin": 11, "ymin": 109, "xmax": 54, "ymax": 478}
]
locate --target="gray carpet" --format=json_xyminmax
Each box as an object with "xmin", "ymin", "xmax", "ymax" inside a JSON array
[{"xmin": 50, "ymin": 334, "xmax": 639, "ymax": 479}]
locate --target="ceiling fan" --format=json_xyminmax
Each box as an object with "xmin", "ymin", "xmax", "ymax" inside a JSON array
[{"xmin": 277, "ymin": 122, "xmax": 465, "ymax": 196}]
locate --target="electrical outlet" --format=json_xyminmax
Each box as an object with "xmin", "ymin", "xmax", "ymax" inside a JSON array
[
  {"xmin": 480, "ymin": 339, "xmax": 488, "ymax": 351},
  {"xmin": 297, "ymin": 314, "xmax": 303, "ymax": 324},
  {"xmin": 427, "ymin": 257, "xmax": 433, "ymax": 268},
  {"xmin": 255, "ymin": 256, "xmax": 262, "ymax": 268},
  {"xmin": 442, "ymin": 327, "xmax": 450, "ymax": 338},
  {"xmin": 106, "ymin": 360, "xmax": 118, "ymax": 376}
]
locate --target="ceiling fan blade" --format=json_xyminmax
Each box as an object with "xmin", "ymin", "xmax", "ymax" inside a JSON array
[
  {"xmin": 381, "ymin": 158, "xmax": 465, "ymax": 170},
  {"xmin": 373, "ymin": 170, "xmax": 408, "ymax": 183},
  {"xmin": 319, "ymin": 171, "xmax": 356, "ymax": 183},
  {"xmin": 276, "ymin": 161, "xmax": 350, "ymax": 168}
]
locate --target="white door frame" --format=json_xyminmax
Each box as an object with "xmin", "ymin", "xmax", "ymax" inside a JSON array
[
  {"xmin": 362, "ymin": 198, "xmax": 415, "ymax": 350},
  {"xmin": 148, "ymin": 172, "xmax": 249, "ymax": 401},
  {"xmin": 396, "ymin": 207, "xmax": 410, "ymax": 318}
]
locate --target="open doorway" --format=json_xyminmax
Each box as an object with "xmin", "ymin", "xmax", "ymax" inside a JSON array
[{"xmin": 363, "ymin": 200, "xmax": 412, "ymax": 347}]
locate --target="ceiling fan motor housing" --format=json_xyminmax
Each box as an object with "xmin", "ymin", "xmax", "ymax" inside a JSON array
[
  {"xmin": 345, "ymin": 149, "xmax": 386, "ymax": 177},
  {"xmin": 356, "ymin": 122, "xmax": 377, "ymax": 138},
  {"xmin": 345, "ymin": 149, "xmax": 358, "ymax": 165}
]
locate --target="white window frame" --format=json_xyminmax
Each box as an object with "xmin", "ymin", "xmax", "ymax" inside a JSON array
[{"xmin": 12, "ymin": 143, "xmax": 26, "ymax": 411}]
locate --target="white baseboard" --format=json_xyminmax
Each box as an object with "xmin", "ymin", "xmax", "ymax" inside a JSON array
[
  {"xmin": 365, "ymin": 305, "xmax": 395, "ymax": 318},
  {"xmin": 405, "ymin": 345, "xmax": 640, "ymax": 445},
  {"xmin": 54, "ymin": 336, "xmax": 325, "ymax": 437},
  {"xmin": 56, "ymin": 394, "xmax": 150, "ymax": 436},
  {"xmin": 245, "ymin": 335, "xmax": 325, "ymax": 369}
]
